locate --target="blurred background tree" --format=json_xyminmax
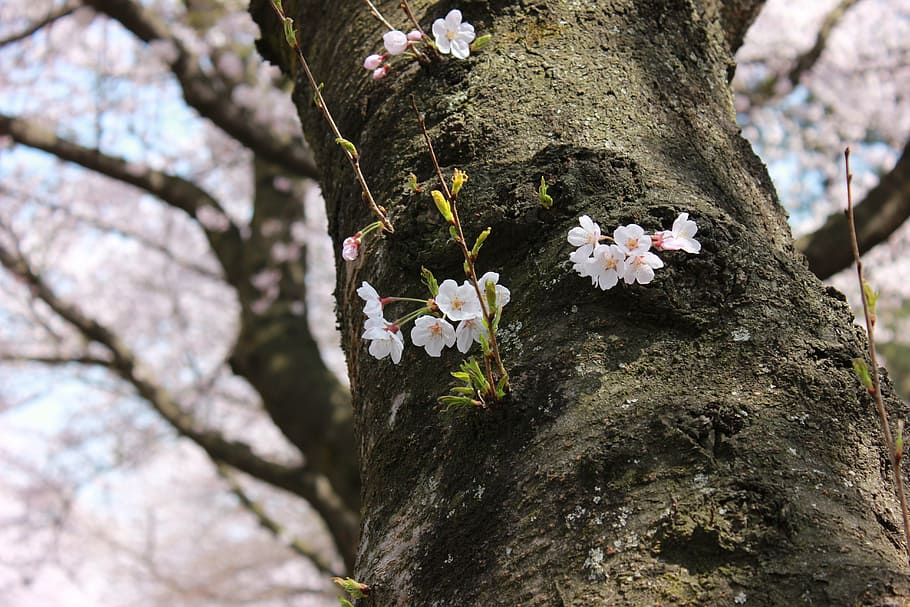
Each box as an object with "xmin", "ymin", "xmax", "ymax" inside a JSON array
[{"xmin": 0, "ymin": 0, "xmax": 907, "ymax": 605}]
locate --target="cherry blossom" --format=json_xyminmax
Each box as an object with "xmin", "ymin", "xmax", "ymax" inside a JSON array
[
  {"xmin": 363, "ymin": 54, "xmax": 384, "ymax": 70},
  {"xmin": 569, "ymin": 249, "xmax": 595, "ymax": 282},
  {"xmin": 432, "ymin": 10, "xmax": 475, "ymax": 59},
  {"xmin": 653, "ymin": 213, "xmax": 701, "ymax": 253},
  {"xmin": 624, "ymin": 252, "xmax": 664, "ymax": 285},
  {"xmin": 613, "ymin": 224, "xmax": 651, "ymax": 255},
  {"xmin": 383, "ymin": 30, "xmax": 409, "ymax": 55},
  {"xmin": 411, "ymin": 315, "xmax": 456, "ymax": 357},
  {"xmin": 372, "ymin": 65, "xmax": 390, "ymax": 80},
  {"xmin": 475, "ymin": 272, "xmax": 511, "ymax": 309},
  {"xmin": 357, "ymin": 281, "xmax": 384, "ymax": 318},
  {"xmin": 362, "ymin": 316, "xmax": 404, "ymax": 363},
  {"xmin": 567, "ymin": 215, "xmax": 603, "ymax": 259},
  {"xmin": 342, "ymin": 235, "xmax": 360, "ymax": 261},
  {"xmin": 589, "ymin": 244, "xmax": 627, "ymax": 290},
  {"xmin": 407, "ymin": 30, "xmax": 422, "ymax": 42},
  {"xmin": 435, "ymin": 279, "xmax": 482, "ymax": 321},
  {"xmin": 455, "ymin": 316, "xmax": 487, "ymax": 353}
]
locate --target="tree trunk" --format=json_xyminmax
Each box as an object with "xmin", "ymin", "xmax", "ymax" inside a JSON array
[{"xmin": 252, "ymin": 0, "xmax": 910, "ymax": 603}]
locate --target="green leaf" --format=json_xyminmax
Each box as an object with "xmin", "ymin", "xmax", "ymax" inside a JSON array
[
  {"xmin": 312, "ymin": 82, "xmax": 325, "ymax": 107},
  {"xmin": 421, "ymin": 266, "xmax": 439, "ymax": 297},
  {"xmin": 484, "ymin": 278, "xmax": 498, "ymax": 312},
  {"xmin": 431, "ymin": 190, "xmax": 454, "ymax": 223},
  {"xmin": 495, "ymin": 373, "xmax": 510, "ymax": 398},
  {"xmin": 451, "ymin": 371, "xmax": 471, "ymax": 383},
  {"xmin": 335, "ymin": 138, "xmax": 359, "ymax": 159},
  {"xmin": 471, "ymin": 34, "xmax": 493, "ymax": 51},
  {"xmin": 863, "ymin": 280, "xmax": 879, "ymax": 323},
  {"xmin": 471, "ymin": 227, "xmax": 491, "ymax": 260},
  {"xmin": 438, "ymin": 395, "xmax": 481, "ymax": 410},
  {"xmin": 538, "ymin": 176, "xmax": 553, "ymax": 209},
  {"xmin": 408, "ymin": 172, "xmax": 421, "ymax": 193},
  {"xmin": 852, "ymin": 358, "xmax": 873, "ymax": 390},
  {"xmin": 449, "ymin": 225, "xmax": 459, "ymax": 241},
  {"xmin": 332, "ymin": 577, "xmax": 369, "ymax": 599},
  {"xmin": 283, "ymin": 17, "xmax": 297, "ymax": 48},
  {"xmin": 338, "ymin": 599, "xmax": 354, "ymax": 607}
]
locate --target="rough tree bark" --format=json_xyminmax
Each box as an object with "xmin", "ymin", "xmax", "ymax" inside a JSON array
[{"xmin": 253, "ymin": 0, "xmax": 910, "ymax": 604}]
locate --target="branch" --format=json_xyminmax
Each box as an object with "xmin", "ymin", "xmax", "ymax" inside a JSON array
[
  {"xmin": 82, "ymin": 0, "xmax": 319, "ymax": 179},
  {"xmin": 0, "ymin": 353, "xmax": 112, "ymax": 367},
  {"xmin": 0, "ymin": 112, "xmax": 246, "ymax": 285},
  {"xmin": 0, "ymin": 242, "xmax": 359, "ymax": 569},
  {"xmin": 0, "ymin": 113, "xmax": 222, "ymax": 220},
  {"xmin": 0, "ymin": 1, "xmax": 81, "ymax": 47},
  {"xmin": 798, "ymin": 139, "xmax": 910, "ymax": 279},
  {"xmin": 741, "ymin": 0, "xmax": 857, "ymax": 104},
  {"xmin": 785, "ymin": 0, "xmax": 858, "ymax": 88},
  {"xmin": 720, "ymin": 0, "xmax": 767, "ymax": 55},
  {"xmin": 215, "ymin": 464, "xmax": 337, "ymax": 576}
]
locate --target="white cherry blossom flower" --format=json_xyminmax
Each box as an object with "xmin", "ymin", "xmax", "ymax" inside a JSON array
[
  {"xmin": 567, "ymin": 215, "xmax": 602, "ymax": 258},
  {"xmin": 624, "ymin": 251, "xmax": 664, "ymax": 285},
  {"xmin": 357, "ymin": 281, "xmax": 383, "ymax": 318},
  {"xmin": 372, "ymin": 66, "xmax": 389, "ymax": 80},
  {"xmin": 455, "ymin": 316, "xmax": 488, "ymax": 353},
  {"xmin": 383, "ymin": 30, "xmax": 409, "ymax": 55},
  {"xmin": 432, "ymin": 10, "xmax": 475, "ymax": 59},
  {"xmin": 589, "ymin": 244, "xmax": 627, "ymax": 290},
  {"xmin": 362, "ymin": 317, "xmax": 404, "ymax": 363},
  {"xmin": 654, "ymin": 213, "xmax": 701, "ymax": 253},
  {"xmin": 569, "ymin": 249, "xmax": 595, "ymax": 282},
  {"xmin": 411, "ymin": 315, "xmax": 456, "ymax": 357},
  {"xmin": 435, "ymin": 279, "xmax": 482, "ymax": 321},
  {"xmin": 613, "ymin": 224, "xmax": 650, "ymax": 255},
  {"xmin": 474, "ymin": 272, "xmax": 511, "ymax": 309}
]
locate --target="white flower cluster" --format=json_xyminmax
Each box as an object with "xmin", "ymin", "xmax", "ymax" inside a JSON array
[
  {"xmin": 362, "ymin": 10, "xmax": 476, "ymax": 79},
  {"xmin": 567, "ymin": 213, "xmax": 700, "ymax": 290},
  {"xmin": 357, "ymin": 273, "xmax": 509, "ymax": 363}
]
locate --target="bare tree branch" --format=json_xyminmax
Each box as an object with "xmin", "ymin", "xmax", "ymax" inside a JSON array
[
  {"xmin": 785, "ymin": 0, "xmax": 859, "ymax": 88},
  {"xmin": 0, "ymin": 241, "xmax": 359, "ymax": 568},
  {"xmin": 215, "ymin": 464, "xmax": 337, "ymax": 576},
  {"xmin": 0, "ymin": 112, "xmax": 247, "ymax": 285},
  {"xmin": 799, "ymin": 139, "xmax": 910, "ymax": 279},
  {"xmin": 0, "ymin": 353, "xmax": 113, "ymax": 367},
  {"xmin": 0, "ymin": 1, "xmax": 81, "ymax": 47},
  {"xmin": 0, "ymin": 113, "xmax": 223, "ymax": 221},
  {"xmin": 741, "ymin": 0, "xmax": 858, "ymax": 104},
  {"xmin": 82, "ymin": 0, "xmax": 319, "ymax": 179}
]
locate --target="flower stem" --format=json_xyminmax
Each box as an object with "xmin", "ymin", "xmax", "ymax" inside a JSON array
[{"xmin": 411, "ymin": 97, "xmax": 509, "ymax": 400}]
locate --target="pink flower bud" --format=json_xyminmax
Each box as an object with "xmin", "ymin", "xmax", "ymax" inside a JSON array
[
  {"xmin": 383, "ymin": 30, "xmax": 409, "ymax": 55},
  {"xmin": 342, "ymin": 235, "xmax": 361, "ymax": 261},
  {"xmin": 407, "ymin": 30, "xmax": 422, "ymax": 41},
  {"xmin": 363, "ymin": 54, "xmax": 384, "ymax": 70},
  {"xmin": 372, "ymin": 65, "xmax": 389, "ymax": 80}
]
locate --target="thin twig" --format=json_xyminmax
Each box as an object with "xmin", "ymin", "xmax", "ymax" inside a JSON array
[
  {"xmin": 400, "ymin": 0, "xmax": 425, "ymax": 37},
  {"xmin": 410, "ymin": 97, "xmax": 509, "ymax": 398},
  {"xmin": 845, "ymin": 147, "xmax": 910, "ymax": 563},
  {"xmin": 269, "ymin": 1, "xmax": 393, "ymax": 233},
  {"xmin": 216, "ymin": 464, "xmax": 337, "ymax": 576},
  {"xmin": 363, "ymin": 0, "xmax": 395, "ymax": 31}
]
